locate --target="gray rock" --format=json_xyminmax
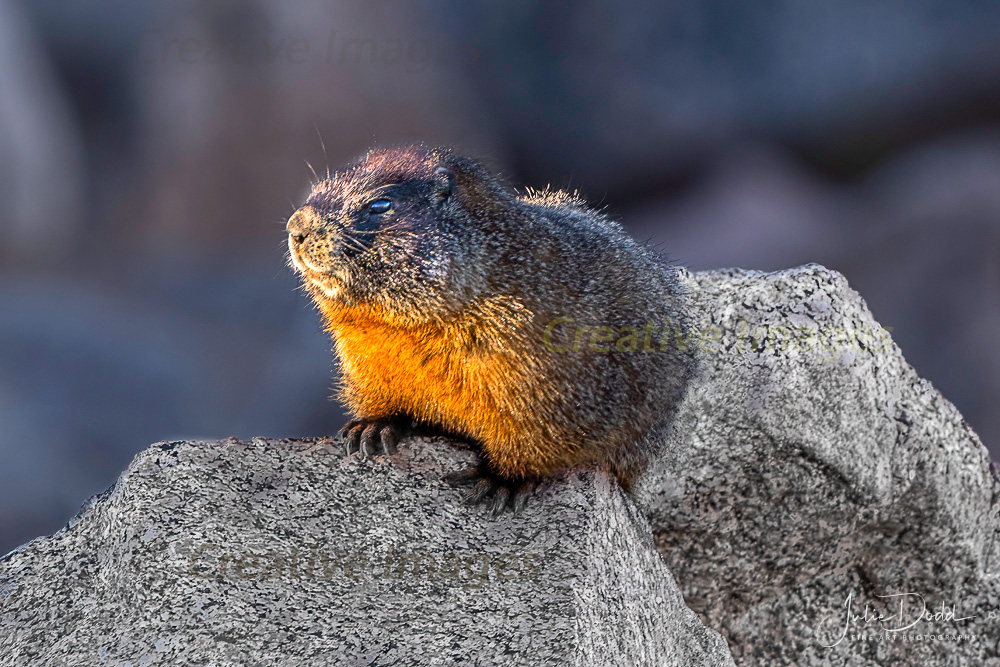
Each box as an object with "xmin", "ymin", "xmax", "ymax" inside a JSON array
[
  {"xmin": 0, "ymin": 436, "xmax": 734, "ymax": 667},
  {"xmin": 626, "ymin": 133, "xmax": 1000, "ymax": 456},
  {"xmin": 636, "ymin": 264, "xmax": 1000, "ymax": 665},
  {"xmin": 3, "ymin": 264, "xmax": 996, "ymax": 666},
  {"xmin": 0, "ymin": 266, "xmax": 344, "ymax": 557}
]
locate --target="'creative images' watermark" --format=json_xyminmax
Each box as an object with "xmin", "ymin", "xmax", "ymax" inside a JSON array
[
  {"xmin": 542, "ymin": 316, "xmax": 893, "ymax": 360},
  {"xmin": 135, "ymin": 29, "xmax": 480, "ymax": 72},
  {"xmin": 185, "ymin": 542, "xmax": 540, "ymax": 589}
]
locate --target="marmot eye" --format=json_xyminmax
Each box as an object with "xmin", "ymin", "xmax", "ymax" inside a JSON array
[{"xmin": 368, "ymin": 199, "xmax": 392, "ymax": 214}]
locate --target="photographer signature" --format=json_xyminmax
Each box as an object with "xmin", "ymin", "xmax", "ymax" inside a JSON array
[{"xmin": 819, "ymin": 591, "xmax": 976, "ymax": 647}]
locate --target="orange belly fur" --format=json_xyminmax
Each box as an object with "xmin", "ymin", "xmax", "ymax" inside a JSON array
[{"xmin": 317, "ymin": 297, "xmax": 582, "ymax": 478}]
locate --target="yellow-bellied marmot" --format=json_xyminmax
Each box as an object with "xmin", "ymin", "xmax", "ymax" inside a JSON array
[{"xmin": 287, "ymin": 145, "xmax": 692, "ymax": 515}]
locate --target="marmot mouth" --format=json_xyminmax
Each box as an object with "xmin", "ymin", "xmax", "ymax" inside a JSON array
[
  {"xmin": 290, "ymin": 250, "xmax": 346, "ymax": 279},
  {"xmin": 295, "ymin": 262, "xmax": 350, "ymax": 300},
  {"xmin": 308, "ymin": 275, "xmax": 343, "ymax": 300}
]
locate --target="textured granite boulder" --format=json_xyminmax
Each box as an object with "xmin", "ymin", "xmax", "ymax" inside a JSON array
[
  {"xmin": 636, "ymin": 264, "xmax": 1000, "ymax": 665},
  {"xmin": 0, "ymin": 436, "xmax": 734, "ymax": 667},
  {"xmin": 3, "ymin": 263, "xmax": 997, "ymax": 666}
]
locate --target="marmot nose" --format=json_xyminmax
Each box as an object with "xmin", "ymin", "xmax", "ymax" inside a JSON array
[{"xmin": 286, "ymin": 208, "xmax": 315, "ymax": 245}]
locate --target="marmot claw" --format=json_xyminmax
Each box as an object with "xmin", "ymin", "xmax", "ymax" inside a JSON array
[
  {"xmin": 445, "ymin": 465, "xmax": 539, "ymax": 517},
  {"xmin": 339, "ymin": 420, "xmax": 399, "ymax": 458}
]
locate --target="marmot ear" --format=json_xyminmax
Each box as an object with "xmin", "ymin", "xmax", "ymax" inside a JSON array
[{"xmin": 433, "ymin": 166, "xmax": 454, "ymax": 205}]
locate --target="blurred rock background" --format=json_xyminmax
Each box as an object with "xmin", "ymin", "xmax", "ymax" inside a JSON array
[{"xmin": 1, "ymin": 0, "xmax": 998, "ymax": 555}]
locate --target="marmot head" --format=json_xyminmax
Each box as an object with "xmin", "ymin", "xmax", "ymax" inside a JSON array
[{"xmin": 287, "ymin": 145, "xmax": 510, "ymax": 320}]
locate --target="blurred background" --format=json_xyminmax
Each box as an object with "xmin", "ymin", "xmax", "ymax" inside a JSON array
[{"xmin": 2, "ymin": 0, "xmax": 998, "ymax": 555}]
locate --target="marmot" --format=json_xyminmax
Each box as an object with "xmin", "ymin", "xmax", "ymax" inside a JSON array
[{"xmin": 287, "ymin": 145, "xmax": 692, "ymax": 514}]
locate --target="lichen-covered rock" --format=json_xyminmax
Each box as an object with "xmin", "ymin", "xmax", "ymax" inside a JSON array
[
  {"xmin": 637, "ymin": 264, "xmax": 1000, "ymax": 665},
  {"xmin": 0, "ymin": 436, "xmax": 733, "ymax": 667}
]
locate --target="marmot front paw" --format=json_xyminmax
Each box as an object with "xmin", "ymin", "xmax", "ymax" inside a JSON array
[
  {"xmin": 339, "ymin": 419, "xmax": 400, "ymax": 458},
  {"xmin": 445, "ymin": 464, "xmax": 539, "ymax": 517}
]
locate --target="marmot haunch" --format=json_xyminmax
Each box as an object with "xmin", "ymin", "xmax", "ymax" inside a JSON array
[{"xmin": 287, "ymin": 145, "xmax": 692, "ymax": 515}]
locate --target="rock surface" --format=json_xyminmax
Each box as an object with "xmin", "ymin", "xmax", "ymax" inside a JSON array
[
  {"xmin": 0, "ymin": 436, "xmax": 734, "ymax": 667},
  {"xmin": 637, "ymin": 264, "xmax": 1000, "ymax": 665},
  {"xmin": 2, "ymin": 264, "xmax": 997, "ymax": 666}
]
